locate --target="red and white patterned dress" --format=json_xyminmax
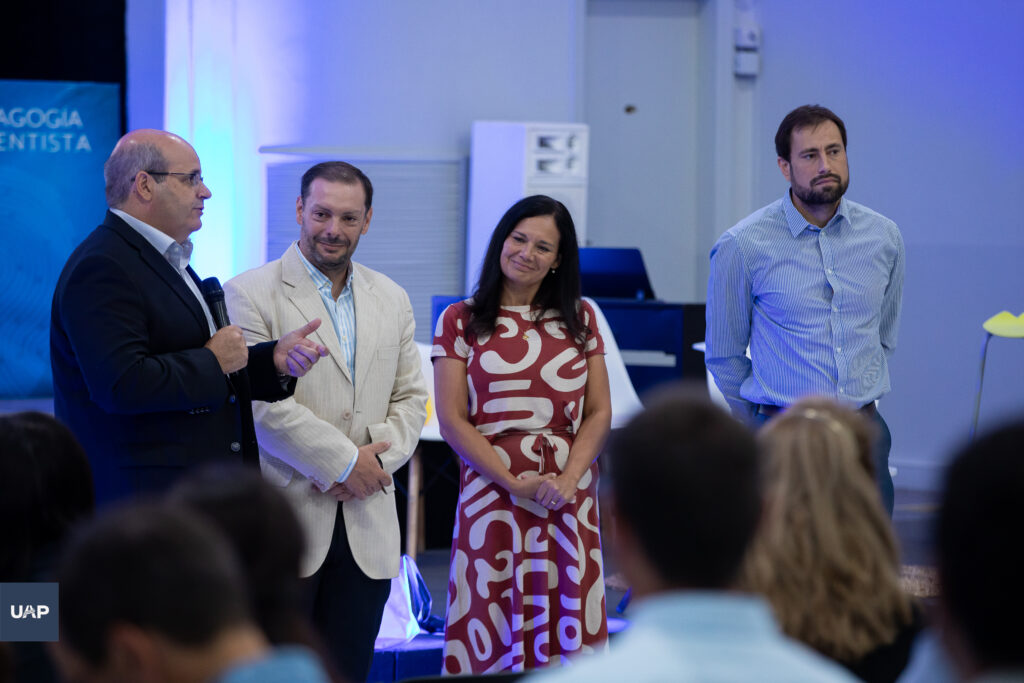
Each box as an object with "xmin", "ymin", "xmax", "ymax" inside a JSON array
[{"xmin": 432, "ymin": 300, "xmax": 608, "ymax": 674}]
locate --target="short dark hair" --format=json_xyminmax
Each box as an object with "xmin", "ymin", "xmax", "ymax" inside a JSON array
[
  {"xmin": 57, "ymin": 503, "xmax": 252, "ymax": 667},
  {"xmin": 300, "ymin": 161, "xmax": 373, "ymax": 210},
  {"xmin": 937, "ymin": 419, "xmax": 1024, "ymax": 671},
  {"xmin": 468, "ymin": 195, "xmax": 586, "ymax": 343},
  {"xmin": 775, "ymin": 104, "xmax": 847, "ymax": 161},
  {"xmin": 168, "ymin": 466, "xmax": 309, "ymax": 646},
  {"xmin": 606, "ymin": 385, "xmax": 761, "ymax": 588},
  {"xmin": 0, "ymin": 411, "xmax": 94, "ymax": 581}
]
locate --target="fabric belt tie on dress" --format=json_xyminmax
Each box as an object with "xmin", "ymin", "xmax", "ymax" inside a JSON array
[{"xmin": 519, "ymin": 429, "xmax": 573, "ymax": 475}]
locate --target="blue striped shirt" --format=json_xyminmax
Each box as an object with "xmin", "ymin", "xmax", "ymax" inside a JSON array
[
  {"xmin": 294, "ymin": 243, "xmax": 356, "ymax": 379},
  {"xmin": 295, "ymin": 243, "xmax": 359, "ymax": 484},
  {"xmin": 705, "ymin": 192, "xmax": 905, "ymax": 419}
]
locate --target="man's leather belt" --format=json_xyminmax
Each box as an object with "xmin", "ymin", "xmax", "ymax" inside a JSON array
[{"xmin": 757, "ymin": 401, "xmax": 877, "ymax": 418}]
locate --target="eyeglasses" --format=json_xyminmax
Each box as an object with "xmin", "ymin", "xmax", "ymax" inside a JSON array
[{"xmin": 145, "ymin": 171, "xmax": 205, "ymax": 187}]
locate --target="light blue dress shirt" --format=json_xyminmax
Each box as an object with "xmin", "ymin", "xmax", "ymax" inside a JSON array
[
  {"xmin": 294, "ymin": 243, "xmax": 358, "ymax": 483},
  {"xmin": 705, "ymin": 192, "xmax": 905, "ymax": 419},
  {"xmin": 110, "ymin": 207, "xmax": 216, "ymax": 334},
  {"xmin": 526, "ymin": 592, "xmax": 857, "ymax": 682},
  {"xmin": 213, "ymin": 645, "xmax": 331, "ymax": 683}
]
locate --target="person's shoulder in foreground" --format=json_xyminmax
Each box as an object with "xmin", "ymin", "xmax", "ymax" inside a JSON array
[
  {"xmin": 524, "ymin": 384, "xmax": 856, "ymax": 683},
  {"xmin": 213, "ymin": 645, "xmax": 331, "ymax": 683},
  {"xmin": 526, "ymin": 591, "xmax": 857, "ymax": 682}
]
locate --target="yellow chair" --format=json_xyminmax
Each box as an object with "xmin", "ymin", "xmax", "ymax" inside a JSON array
[{"xmin": 970, "ymin": 311, "xmax": 1024, "ymax": 439}]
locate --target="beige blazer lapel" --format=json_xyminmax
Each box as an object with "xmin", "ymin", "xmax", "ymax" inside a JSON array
[
  {"xmin": 351, "ymin": 264, "xmax": 379, "ymax": 391},
  {"xmin": 281, "ymin": 246, "xmax": 353, "ymax": 384}
]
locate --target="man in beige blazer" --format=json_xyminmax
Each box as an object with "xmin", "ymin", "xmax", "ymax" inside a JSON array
[{"xmin": 224, "ymin": 161, "xmax": 427, "ymax": 682}]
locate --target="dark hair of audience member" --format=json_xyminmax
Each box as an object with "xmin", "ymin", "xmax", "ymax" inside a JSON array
[
  {"xmin": 167, "ymin": 465, "xmax": 344, "ymax": 682},
  {"xmin": 56, "ymin": 503, "xmax": 252, "ymax": 667},
  {"xmin": 167, "ymin": 467, "xmax": 307, "ymax": 643},
  {"xmin": 739, "ymin": 398, "xmax": 915, "ymax": 667},
  {"xmin": 937, "ymin": 419, "xmax": 1024, "ymax": 674},
  {"xmin": 606, "ymin": 385, "xmax": 761, "ymax": 588},
  {"xmin": 0, "ymin": 412, "xmax": 94, "ymax": 683},
  {"xmin": 0, "ymin": 644, "xmax": 12, "ymax": 683},
  {"xmin": 0, "ymin": 411, "xmax": 94, "ymax": 582}
]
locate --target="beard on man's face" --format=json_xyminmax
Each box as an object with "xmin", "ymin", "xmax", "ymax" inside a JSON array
[{"xmin": 793, "ymin": 174, "xmax": 848, "ymax": 206}]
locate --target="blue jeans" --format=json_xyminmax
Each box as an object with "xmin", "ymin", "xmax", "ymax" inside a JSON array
[{"xmin": 752, "ymin": 406, "xmax": 894, "ymax": 517}]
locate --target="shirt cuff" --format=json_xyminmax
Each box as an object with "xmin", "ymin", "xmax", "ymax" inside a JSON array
[{"xmin": 335, "ymin": 456, "xmax": 357, "ymax": 484}]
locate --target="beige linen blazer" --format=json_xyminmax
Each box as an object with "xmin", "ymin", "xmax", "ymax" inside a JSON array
[{"xmin": 224, "ymin": 246, "xmax": 427, "ymax": 579}]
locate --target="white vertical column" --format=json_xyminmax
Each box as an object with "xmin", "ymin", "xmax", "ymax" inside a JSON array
[{"xmin": 694, "ymin": 0, "xmax": 760, "ymax": 299}]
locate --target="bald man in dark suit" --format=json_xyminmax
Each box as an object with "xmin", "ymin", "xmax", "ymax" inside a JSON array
[{"xmin": 51, "ymin": 129, "xmax": 327, "ymax": 505}]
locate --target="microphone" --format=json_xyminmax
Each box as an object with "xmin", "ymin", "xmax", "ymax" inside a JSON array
[
  {"xmin": 200, "ymin": 276, "xmax": 250, "ymax": 386},
  {"xmin": 199, "ymin": 276, "xmax": 256, "ymax": 467},
  {"xmin": 200, "ymin": 277, "xmax": 231, "ymax": 330}
]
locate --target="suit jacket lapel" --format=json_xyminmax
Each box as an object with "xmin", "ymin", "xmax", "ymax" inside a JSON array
[
  {"xmin": 102, "ymin": 212, "xmax": 210, "ymax": 338},
  {"xmin": 352, "ymin": 263, "xmax": 378, "ymax": 391},
  {"xmin": 281, "ymin": 246, "xmax": 352, "ymax": 384}
]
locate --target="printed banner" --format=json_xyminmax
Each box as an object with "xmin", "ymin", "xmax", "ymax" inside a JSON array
[{"xmin": 0, "ymin": 80, "xmax": 120, "ymax": 398}]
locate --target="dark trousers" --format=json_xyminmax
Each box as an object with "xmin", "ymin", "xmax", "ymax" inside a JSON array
[
  {"xmin": 303, "ymin": 509, "xmax": 392, "ymax": 683},
  {"xmin": 753, "ymin": 405, "xmax": 895, "ymax": 517}
]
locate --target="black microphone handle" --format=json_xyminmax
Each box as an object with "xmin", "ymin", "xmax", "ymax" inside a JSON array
[
  {"xmin": 200, "ymin": 277, "xmax": 231, "ymax": 330},
  {"xmin": 200, "ymin": 277, "xmax": 248, "ymax": 384}
]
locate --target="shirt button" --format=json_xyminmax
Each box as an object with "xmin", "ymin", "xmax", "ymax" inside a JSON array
[
  {"xmin": 230, "ymin": 442, "xmax": 241, "ymax": 452},
  {"xmin": 835, "ymin": 347, "xmax": 842, "ymax": 352},
  {"xmin": 229, "ymin": 395, "xmax": 237, "ymax": 404},
  {"xmin": 839, "ymin": 388, "xmax": 845, "ymax": 394},
  {"xmin": 342, "ymin": 410, "xmax": 353, "ymax": 420},
  {"xmin": 832, "ymin": 306, "xmax": 839, "ymax": 312}
]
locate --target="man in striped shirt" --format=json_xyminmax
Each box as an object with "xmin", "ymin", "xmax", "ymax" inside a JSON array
[{"xmin": 705, "ymin": 105, "xmax": 905, "ymax": 515}]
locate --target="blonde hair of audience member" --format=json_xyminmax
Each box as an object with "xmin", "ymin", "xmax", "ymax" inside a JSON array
[{"xmin": 739, "ymin": 397, "xmax": 914, "ymax": 663}]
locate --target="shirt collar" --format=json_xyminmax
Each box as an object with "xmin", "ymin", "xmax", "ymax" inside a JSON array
[
  {"xmin": 781, "ymin": 191, "xmax": 850, "ymax": 237},
  {"xmin": 111, "ymin": 208, "xmax": 194, "ymax": 271},
  {"xmin": 294, "ymin": 242, "xmax": 353, "ymax": 298}
]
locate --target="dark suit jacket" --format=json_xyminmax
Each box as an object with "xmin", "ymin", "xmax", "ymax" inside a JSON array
[{"xmin": 50, "ymin": 211, "xmax": 294, "ymax": 505}]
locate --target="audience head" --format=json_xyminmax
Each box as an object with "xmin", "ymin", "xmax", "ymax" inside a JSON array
[
  {"xmin": 469, "ymin": 194, "xmax": 585, "ymax": 342},
  {"xmin": 0, "ymin": 411, "xmax": 94, "ymax": 581},
  {"xmin": 52, "ymin": 503, "xmax": 260, "ymax": 682},
  {"xmin": 605, "ymin": 385, "xmax": 761, "ymax": 593},
  {"xmin": 774, "ymin": 104, "xmax": 847, "ymax": 161},
  {"xmin": 167, "ymin": 465, "xmax": 309, "ymax": 646},
  {"xmin": 937, "ymin": 419, "xmax": 1024, "ymax": 677},
  {"xmin": 785, "ymin": 397, "xmax": 877, "ymax": 476},
  {"xmin": 740, "ymin": 397, "xmax": 912, "ymax": 663},
  {"xmin": 759, "ymin": 399, "xmax": 884, "ymax": 517}
]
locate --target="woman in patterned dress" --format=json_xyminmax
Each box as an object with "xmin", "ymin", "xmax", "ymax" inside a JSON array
[{"xmin": 432, "ymin": 195, "xmax": 612, "ymax": 674}]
